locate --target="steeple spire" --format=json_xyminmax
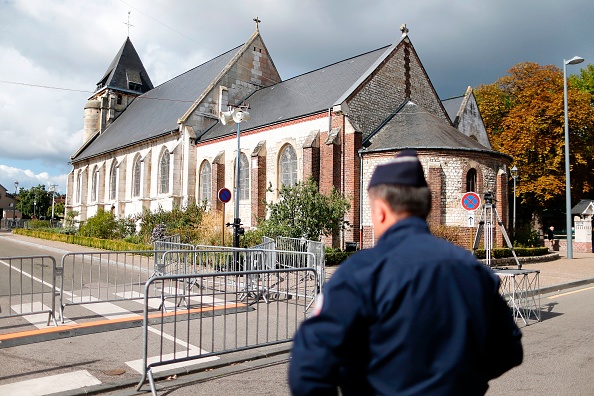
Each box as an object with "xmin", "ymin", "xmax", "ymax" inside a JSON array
[{"xmin": 123, "ymin": 10, "xmax": 134, "ymax": 37}]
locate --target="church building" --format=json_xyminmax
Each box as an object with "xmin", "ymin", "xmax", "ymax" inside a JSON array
[{"xmin": 68, "ymin": 24, "xmax": 512, "ymax": 249}]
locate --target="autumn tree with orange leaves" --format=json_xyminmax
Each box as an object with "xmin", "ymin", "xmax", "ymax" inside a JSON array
[{"xmin": 475, "ymin": 62, "xmax": 594, "ymax": 225}]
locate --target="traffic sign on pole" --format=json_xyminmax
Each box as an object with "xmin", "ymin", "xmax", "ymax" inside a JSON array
[
  {"xmin": 218, "ymin": 188, "xmax": 232, "ymax": 203},
  {"xmin": 461, "ymin": 192, "xmax": 481, "ymax": 211}
]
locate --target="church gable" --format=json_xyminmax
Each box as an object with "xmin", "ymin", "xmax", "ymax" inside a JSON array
[
  {"xmin": 181, "ymin": 31, "xmax": 282, "ymax": 135},
  {"xmin": 341, "ymin": 35, "xmax": 450, "ymax": 139},
  {"xmin": 442, "ymin": 87, "xmax": 492, "ymax": 149}
]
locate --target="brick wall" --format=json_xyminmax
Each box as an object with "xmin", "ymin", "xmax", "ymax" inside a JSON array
[{"xmin": 250, "ymin": 151, "xmax": 266, "ymax": 224}]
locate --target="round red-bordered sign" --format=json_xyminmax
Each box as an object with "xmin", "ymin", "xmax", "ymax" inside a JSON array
[
  {"xmin": 461, "ymin": 192, "xmax": 481, "ymax": 211},
  {"xmin": 218, "ymin": 188, "xmax": 232, "ymax": 203}
]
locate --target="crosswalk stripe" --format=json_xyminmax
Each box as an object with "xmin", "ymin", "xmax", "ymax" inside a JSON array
[{"xmin": 0, "ymin": 370, "xmax": 101, "ymax": 396}]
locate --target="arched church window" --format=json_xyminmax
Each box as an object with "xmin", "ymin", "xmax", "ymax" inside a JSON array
[
  {"xmin": 466, "ymin": 168, "xmax": 477, "ymax": 192},
  {"xmin": 76, "ymin": 172, "xmax": 83, "ymax": 204},
  {"xmin": 91, "ymin": 166, "xmax": 99, "ymax": 202},
  {"xmin": 133, "ymin": 156, "xmax": 142, "ymax": 197},
  {"xmin": 159, "ymin": 149, "xmax": 170, "ymax": 194},
  {"xmin": 236, "ymin": 153, "xmax": 249, "ymax": 201},
  {"xmin": 109, "ymin": 161, "xmax": 117, "ymax": 201},
  {"xmin": 199, "ymin": 161, "xmax": 212, "ymax": 204},
  {"xmin": 279, "ymin": 144, "xmax": 297, "ymax": 187}
]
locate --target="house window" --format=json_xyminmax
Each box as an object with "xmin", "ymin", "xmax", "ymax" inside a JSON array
[
  {"xmin": 466, "ymin": 168, "xmax": 477, "ymax": 192},
  {"xmin": 117, "ymin": 95, "xmax": 122, "ymax": 105},
  {"xmin": 279, "ymin": 144, "xmax": 297, "ymax": 187},
  {"xmin": 237, "ymin": 153, "xmax": 249, "ymax": 200},
  {"xmin": 133, "ymin": 156, "xmax": 142, "ymax": 197},
  {"xmin": 159, "ymin": 149, "xmax": 170, "ymax": 194},
  {"xmin": 199, "ymin": 161, "xmax": 212, "ymax": 204},
  {"xmin": 109, "ymin": 162, "xmax": 117, "ymax": 200},
  {"xmin": 91, "ymin": 167, "xmax": 99, "ymax": 202}
]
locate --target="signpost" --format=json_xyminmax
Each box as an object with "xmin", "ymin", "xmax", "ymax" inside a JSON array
[
  {"xmin": 461, "ymin": 192, "xmax": 481, "ymax": 249},
  {"xmin": 218, "ymin": 188, "xmax": 232, "ymax": 245}
]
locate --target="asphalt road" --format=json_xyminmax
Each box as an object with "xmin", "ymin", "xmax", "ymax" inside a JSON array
[
  {"xmin": 110, "ymin": 285, "xmax": 594, "ymax": 396},
  {"xmin": 1, "ymin": 233, "xmax": 594, "ymax": 396}
]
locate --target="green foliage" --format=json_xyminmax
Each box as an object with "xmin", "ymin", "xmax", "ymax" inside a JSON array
[
  {"xmin": 512, "ymin": 223, "xmax": 541, "ymax": 247},
  {"xmin": 16, "ymin": 185, "xmax": 51, "ymax": 218},
  {"xmin": 78, "ymin": 208, "xmax": 118, "ymax": 239},
  {"xmin": 324, "ymin": 247, "xmax": 355, "ymax": 266},
  {"xmin": 259, "ymin": 178, "xmax": 351, "ymax": 241},
  {"xmin": 14, "ymin": 228, "xmax": 153, "ymax": 251},
  {"xmin": 135, "ymin": 202, "xmax": 207, "ymax": 244},
  {"xmin": 569, "ymin": 64, "xmax": 594, "ymax": 104},
  {"xmin": 474, "ymin": 247, "xmax": 549, "ymax": 259}
]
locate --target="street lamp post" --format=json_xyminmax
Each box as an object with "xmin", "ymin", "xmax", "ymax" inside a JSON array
[
  {"xmin": 50, "ymin": 184, "xmax": 57, "ymax": 226},
  {"xmin": 563, "ymin": 55, "xmax": 584, "ymax": 259},
  {"xmin": 13, "ymin": 181, "xmax": 19, "ymax": 226},
  {"xmin": 33, "ymin": 195, "xmax": 37, "ymax": 218},
  {"xmin": 510, "ymin": 165, "xmax": 518, "ymax": 238},
  {"xmin": 219, "ymin": 105, "xmax": 250, "ymax": 248}
]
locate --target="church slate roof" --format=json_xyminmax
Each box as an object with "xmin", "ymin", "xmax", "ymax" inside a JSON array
[
  {"xmin": 197, "ymin": 46, "xmax": 389, "ymax": 142},
  {"xmin": 97, "ymin": 37, "xmax": 154, "ymax": 93},
  {"xmin": 73, "ymin": 45, "xmax": 243, "ymax": 162},
  {"xmin": 441, "ymin": 95, "xmax": 464, "ymax": 126},
  {"xmin": 363, "ymin": 100, "xmax": 492, "ymax": 153}
]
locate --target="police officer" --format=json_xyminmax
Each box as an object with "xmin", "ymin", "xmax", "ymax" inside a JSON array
[{"xmin": 288, "ymin": 150, "xmax": 523, "ymax": 395}]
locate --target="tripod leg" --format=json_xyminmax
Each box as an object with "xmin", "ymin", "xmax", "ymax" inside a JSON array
[{"xmin": 493, "ymin": 207, "xmax": 522, "ymax": 269}]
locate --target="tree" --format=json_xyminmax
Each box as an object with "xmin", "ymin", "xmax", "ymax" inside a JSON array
[
  {"xmin": 475, "ymin": 62, "xmax": 594, "ymax": 219},
  {"xmin": 569, "ymin": 64, "xmax": 594, "ymax": 103},
  {"xmin": 258, "ymin": 178, "xmax": 351, "ymax": 241},
  {"xmin": 16, "ymin": 185, "xmax": 51, "ymax": 218}
]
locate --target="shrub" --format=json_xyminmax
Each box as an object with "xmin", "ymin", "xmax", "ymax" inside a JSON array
[
  {"xmin": 325, "ymin": 247, "xmax": 355, "ymax": 266},
  {"xmin": 78, "ymin": 208, "xmax": 117, "ymax": 239}
]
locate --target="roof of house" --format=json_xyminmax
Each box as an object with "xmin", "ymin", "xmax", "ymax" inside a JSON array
[
  {"xmin": 197, "ymin": 45, "xmax": 390, "ymax": 142},
  {"xmin": 73, "ymin": 45, "xmax": 243, "ymax": 161},
  {"xmin": 571, "ymin": 199, "xmax": 594, "ymax": 215},
  {"xmin": 97, "ymin": 37, "xmax": 154, "ymax": 93},
  {"xmin": 362, "ymin": 100, "xmax": 492, "ymax": 153}
]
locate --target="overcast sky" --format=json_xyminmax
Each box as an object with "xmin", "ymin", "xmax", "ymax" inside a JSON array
[{"xmin": 1, "ymin": 0, "xmax": 592, "ymax": 194}]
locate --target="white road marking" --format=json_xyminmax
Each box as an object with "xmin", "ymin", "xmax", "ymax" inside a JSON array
[
  {"xmin": 126, "ymin": 352, "xmax": 219, "ymax": 374},
  {"xmin": 0, "ymin": 370, "xmax": 101, "ymax": 395},
  {"xmin": 66, "ymin": 296, "xmax": 139, "ymax": 320}
]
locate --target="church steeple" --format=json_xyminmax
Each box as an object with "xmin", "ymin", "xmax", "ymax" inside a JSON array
[
  {"xmin": 95, "ymin": 37, "xmax": 153, "ymax": 94},
  {"xmin": 83, "ymin": 37, "xmax": 153, "ymax": 144}
]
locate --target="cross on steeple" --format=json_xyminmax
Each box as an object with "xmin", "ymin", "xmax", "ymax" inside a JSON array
[
  {"xmin": 123, "ymin": 10, "xmax": 134, "ymax": 37},
  {"xmin": 400, "ymin": 23, "xmax": 409, "ymax": 37},
  {"xmin": 253, "ymin": 17, "xmax": 261, "ymax": 31}
]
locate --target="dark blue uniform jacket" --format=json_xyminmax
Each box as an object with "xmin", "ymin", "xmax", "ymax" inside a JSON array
[{"xmin": 289, "ymin": 217, "xmax": 523, "ymax": 395}]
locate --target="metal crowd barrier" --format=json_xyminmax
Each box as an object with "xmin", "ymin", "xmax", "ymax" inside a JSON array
[
  {"xmin": 136, "ymin": 267, "xmax": 317, "ymax": 395},
  {"xmin": 0, "ymin": 255, "xmax": 58, "ymax": 326},
  {"xmin": 59, "ymin": 250, "xmax": 155, "ymax": 322}
]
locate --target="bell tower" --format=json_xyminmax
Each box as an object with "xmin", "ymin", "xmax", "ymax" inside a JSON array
[{"xmin": 83, "ymin": 37, "xmax": 153, "ymax": 144}]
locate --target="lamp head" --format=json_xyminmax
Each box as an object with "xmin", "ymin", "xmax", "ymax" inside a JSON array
[
  {"xmin": 219, "ymin": 110, "xmax": 234, "ymax": 126},
  {"xmin": 565, "ymin": 56, "xmax": 584, "ymax": 65},
  {"xmin": 511, "ymin": 165, "xmax": 518, "ymax": 177},
  {"xmin": 232, "ymin": 109, "xmax": 250, "ymax": 123}
]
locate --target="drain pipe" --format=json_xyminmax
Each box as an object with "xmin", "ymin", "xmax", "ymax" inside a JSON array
[{"xmin": 359, "ymin": 149, "xmax": 364, "ymax": 250}]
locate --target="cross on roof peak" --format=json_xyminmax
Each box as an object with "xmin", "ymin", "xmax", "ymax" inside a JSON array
[
  {"xmin": 253, "ymin": 17, "xmax": 261, "ymax": 31},
  {"xmin": 400, "ymin": 23, "xmax": 409, "ymax": 37}
]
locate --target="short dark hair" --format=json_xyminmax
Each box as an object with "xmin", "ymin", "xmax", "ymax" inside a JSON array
[{"xmin": 368, "ymin": 184, "xmax": 431, "ymax": 219}]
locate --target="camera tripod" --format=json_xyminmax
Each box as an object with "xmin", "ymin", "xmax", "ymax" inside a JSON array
[{"xmin": 472, "ymin": 193, "xmax": 521, "ymax": 269}]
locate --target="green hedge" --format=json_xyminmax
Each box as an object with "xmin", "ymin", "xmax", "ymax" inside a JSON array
[
  {"xmin": 473, "ymin": 247, "xmax": 549, "ymax": 259},
  {"xmin": 326, "ymin": 246, "xmax": 550, "ymax": 265},
  {"xmin": 14, "ymin": 229, "xmax": 153, "ymax": 252}
]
